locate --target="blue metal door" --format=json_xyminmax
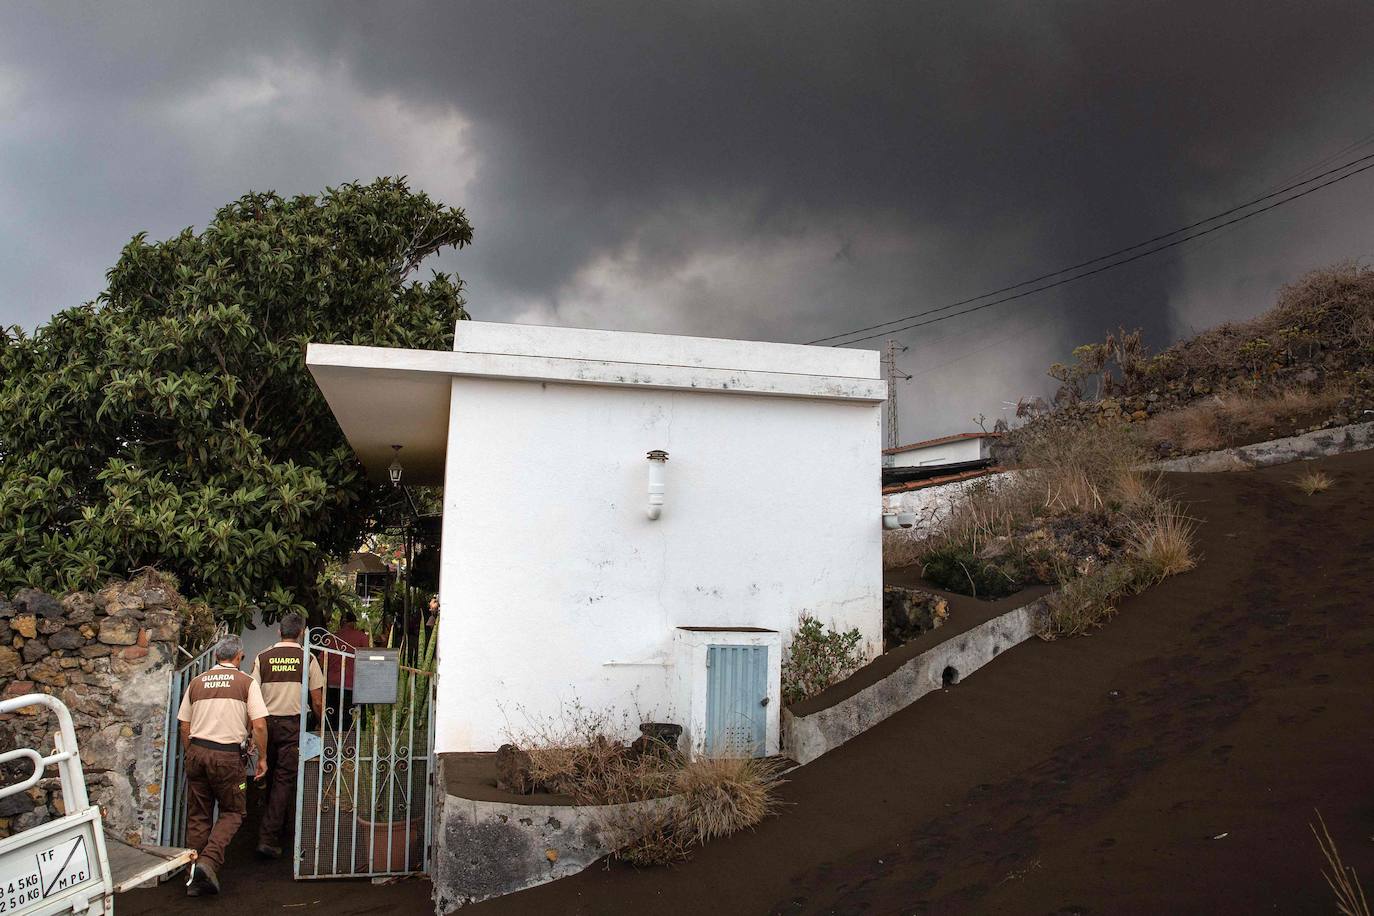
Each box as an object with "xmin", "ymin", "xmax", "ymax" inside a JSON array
[{"xmin": 705, "ymin": 645, "xmax": 768, "ymax": 757}]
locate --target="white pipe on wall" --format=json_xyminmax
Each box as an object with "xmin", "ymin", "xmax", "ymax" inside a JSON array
[{"xmin": 646, "ymin": 449, "xmax": 669, "ymax": 520}]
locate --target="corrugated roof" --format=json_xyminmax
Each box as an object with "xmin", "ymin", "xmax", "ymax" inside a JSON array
[
  {"xmin": 882, "ymin": 431, "xmax": 1000, "ymax": 456},
  {"xmin": 881, "ymin": 466, "xmax": 1004, "ymax": 494}
]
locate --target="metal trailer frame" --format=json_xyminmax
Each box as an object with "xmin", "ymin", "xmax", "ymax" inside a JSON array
[{"xmin": 0, "ymin": 694, "xmax": 114, "ymax": 916}]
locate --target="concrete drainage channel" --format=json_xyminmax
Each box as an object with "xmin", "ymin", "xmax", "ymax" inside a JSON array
[{"xmin": 782, "ymin": 596, "xmax": 1048, "ymax": 765}]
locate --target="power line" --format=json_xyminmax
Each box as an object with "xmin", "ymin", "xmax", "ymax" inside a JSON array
[
  {"xmin": 817, "ymin": 155, "xmax": 1374, "ymax": 348},
  {"xmin": 807, "ymin": 149, "xmax": 1374, "ymax": 346}
]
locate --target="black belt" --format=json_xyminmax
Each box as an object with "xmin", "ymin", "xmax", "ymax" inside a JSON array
[
  {"xmin": 190, "ymin": 737, "xmax": 242, "ymax": 753},
  {"xmin": 268, "ymin": 714, "xmax": 298, "ymax": 721}
]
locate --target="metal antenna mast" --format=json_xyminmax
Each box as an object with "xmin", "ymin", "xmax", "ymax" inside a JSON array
[{"xmin": 882, "ymin": 338, "xmax": 913, "ymax": 449}]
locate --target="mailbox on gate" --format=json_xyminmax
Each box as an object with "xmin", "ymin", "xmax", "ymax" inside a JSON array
[{"xmin": 352, "ymin": 648, "xmax": 400, "ymax": 704}]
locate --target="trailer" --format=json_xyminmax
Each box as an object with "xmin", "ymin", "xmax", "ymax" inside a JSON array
[{"xmin": 0, "ymin": 693, "xmax": 192, "ymax": 915}]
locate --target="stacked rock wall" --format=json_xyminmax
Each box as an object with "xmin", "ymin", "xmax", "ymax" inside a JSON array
[{"xmin": 0, "ymin": 575, "xmax": 183, "ymax": 845}]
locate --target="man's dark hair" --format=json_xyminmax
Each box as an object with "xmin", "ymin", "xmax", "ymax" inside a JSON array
[
  {"xmin": 279, "ymin": 612, "xmax": 306, "ymax": 640},
  {"xmin": 341, "ymin": 609, "xmax": 357, "ymax": 625}
]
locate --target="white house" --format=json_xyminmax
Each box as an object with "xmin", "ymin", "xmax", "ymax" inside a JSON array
[
  {"xmin": 882, "ymin": 431, "xmax": 999, "ymax": 470},
  {"xmin": 306, "ymin": 322, "xmax": 885, "ymax": 757}
]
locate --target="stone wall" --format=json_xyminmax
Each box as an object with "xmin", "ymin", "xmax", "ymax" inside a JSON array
[{"xmin": 0, "ymin": 575, "xmax": 183, "ymax": 845}]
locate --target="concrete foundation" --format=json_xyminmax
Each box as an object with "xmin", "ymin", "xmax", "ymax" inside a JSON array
[{"xmin": 783, "ymin": 597, "xmax": 1047, "ymax": 765}]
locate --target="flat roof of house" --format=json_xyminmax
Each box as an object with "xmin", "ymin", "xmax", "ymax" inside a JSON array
[
  {"xmin": 882, "ymin": 431, "xmax": 1000, "ymax": 456},
  {"xmin": 307, "ymin": 320, "xmax": 886, "ymax": 485}
]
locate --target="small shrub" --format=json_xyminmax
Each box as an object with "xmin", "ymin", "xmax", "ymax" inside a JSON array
[
  {"xmin": 1295, "ymin": 469, "xmax": 1334, "ymax": 495},
  {"xmin": 1040, "ymin": 560, "xmax": 1142, "ymax": 639},
  {"xmin": 781, "ymin": 614, "xmax": 866, "ymax": 706},
  {"xmin": 920, "ymin": 545, "xmax": 1026, "ymax": 598},
  {"xmin": 1127, "ymin": 505, "xmax": 1197, "ymax": 582}
]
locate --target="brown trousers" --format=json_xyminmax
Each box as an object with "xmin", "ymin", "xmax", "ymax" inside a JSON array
[
  {"xmin": 185, "ymin": 744, "xmax": 246, "ymax": 872},
  {"xmin": 260, "ymin": 715, "xmax": 301, "ymax": 847}
]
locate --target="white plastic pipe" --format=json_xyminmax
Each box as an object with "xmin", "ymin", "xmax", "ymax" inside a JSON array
[{"xmin": 646, "ymin": 449, "xmax": 668, "ymax": 519}]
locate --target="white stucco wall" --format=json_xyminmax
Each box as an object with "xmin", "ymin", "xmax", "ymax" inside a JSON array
[
  {"xmin": 436, "ymin": 376, "xmax": 882, "ymax": 753},
  {"xmin": 886, "ymin": 437, "xmax": 990, "ymax": 469}
]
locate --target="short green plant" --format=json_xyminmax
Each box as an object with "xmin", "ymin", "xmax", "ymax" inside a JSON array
[
  {"xmin": 920, "ymin": 546, "xmax": 1027, "ymax": 599},
  {"xmin": 781, "ymin": 614, "xmax": 866, "ymax": 706}
]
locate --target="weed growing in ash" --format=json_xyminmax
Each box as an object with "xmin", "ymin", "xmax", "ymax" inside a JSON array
[
  {"xmin": 1311, "ymin": 811, "xmax": 1371, "ymax": 916},
  {"xmin": 1295, "ymin": 469, "xmax": 1334, "ymax": 495}
]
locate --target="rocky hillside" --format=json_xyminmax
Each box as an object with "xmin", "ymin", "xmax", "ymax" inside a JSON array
[{"xmin": 1001, "ymin": 262, "xmax": 1374, "ymax": 459}]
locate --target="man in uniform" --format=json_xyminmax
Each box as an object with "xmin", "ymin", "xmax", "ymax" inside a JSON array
[
  {"xmin": 177, "ymin": 635, "xmax": 268, "ymax": 897},
  {"xmin": 250, "ymin": 612, "xmax": 324, "ymax": 859}
]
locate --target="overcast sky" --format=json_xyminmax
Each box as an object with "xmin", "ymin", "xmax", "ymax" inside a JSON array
[{"xmin": 3, "ymin": 2, "xmax": 1373, "ymax": 439}]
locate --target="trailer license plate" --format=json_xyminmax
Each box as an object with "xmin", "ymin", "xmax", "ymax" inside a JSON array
[{"xmin": 0, "ymin": 829, "xmax": 93, "ymax": 914}]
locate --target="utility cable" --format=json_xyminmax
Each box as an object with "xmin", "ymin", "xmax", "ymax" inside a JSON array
[
  {"xmin": 807, "ymin": 149, "xmax": 1374, "ymax": 346},
  {"xmin": 825, "ymin": 157, "xmax": 1374, "ymax": 348}
]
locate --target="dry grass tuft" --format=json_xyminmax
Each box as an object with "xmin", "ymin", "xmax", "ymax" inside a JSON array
[
  {"xmin": 1295, "ymin": 469, "xmax": 1334, "ymax": 496},
  {"xmin": 602, "ymin": 756, "xmax": 786, "ymax": 867},
  {"xmin": 1127, "ymin": 505, "xmax": 1198, "ymax": 582},
  {"xmin": 1040, "ymin": 560, "xmax": 1141, "ymax": 639},
  {"xmin": 511, "ymin": 705, "xmax": 785, "ymax": 867},
  {"xmin": 1312, "ymin": 811, "xmax": 1371, "ymax": 916},
  {"xmin": 882, "ymin": 529, "xmax": 926, "ymax": 572},
  {"xmin": 673, "ymin": 756, "xmax": 784, "ymax": 845},
  {"xmin": 1146, "ymin": 386, "xmax": 1345, "ymax": 453},
  {"xmin": 517, "ymin": 704, "xmax": 674, "ymax": 805}
]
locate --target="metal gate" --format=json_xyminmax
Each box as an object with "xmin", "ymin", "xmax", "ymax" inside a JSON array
[
  {"xmin": 158, "ymin": 635, "xmax": 225, "ymax": 847},
  {"xmin": 705, "ymin": 645, "xmax": 769, "ymax": 757},
  {"xmin": 294, "ymin": 628, "xmax": 435, "ymax": 879}
]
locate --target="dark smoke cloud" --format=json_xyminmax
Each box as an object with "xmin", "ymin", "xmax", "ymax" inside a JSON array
[{"xmin": 2, "ymin": 2, "xmax": 1373, "ymax": 437}]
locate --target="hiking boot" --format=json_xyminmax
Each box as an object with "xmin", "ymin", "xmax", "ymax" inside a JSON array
[
  {"xmin": 256, "ymin": 843, "xmax": 283, "ymax": 860},
  {"xmin": 186, "ymin": 861, "xmax": 220, "ymax": 896}
]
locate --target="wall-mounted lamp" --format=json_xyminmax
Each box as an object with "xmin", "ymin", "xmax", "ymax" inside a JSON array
[
  {"xmin": 388, "ymin": 445, "xmax": 403, "ymax": 487},
  {"xmin": 646, "ymin": 449, "xmax": 669, "ymax": 520}
]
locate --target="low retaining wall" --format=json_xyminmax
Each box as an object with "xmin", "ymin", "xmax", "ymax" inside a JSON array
[
  {"xmin": 1152, "ymin": 420, "xmax": 1374, "ymax": 473},
  {"xmin": 432, "ymin": 756, "xmax": 669, "ymax": 911},
  {"xmin": 783, "ymin": 597, "xmax": 1046, "ymax": 765}
]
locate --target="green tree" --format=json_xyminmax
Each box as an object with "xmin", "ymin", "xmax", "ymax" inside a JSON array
[{"xmin": 0, "ymin": 178, "xmax": 472, "ymax": 626}]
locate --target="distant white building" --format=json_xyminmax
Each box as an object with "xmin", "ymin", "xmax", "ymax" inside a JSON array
[
  {"xmin": 882, "ymin": 431, "xmax": 999, "ymax": 470},
  {"xmin": 307, "ymin": 322, "xmax": 885, "ymax": 758}
]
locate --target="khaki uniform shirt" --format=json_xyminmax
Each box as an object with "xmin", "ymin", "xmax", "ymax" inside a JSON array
[
  {"xmin": 251, "ymin": 641, "xmax": 325, "ymax": 717},
  {"xmin": 177, "ymin": 663, "xmax": 269, "ymax": 745}
]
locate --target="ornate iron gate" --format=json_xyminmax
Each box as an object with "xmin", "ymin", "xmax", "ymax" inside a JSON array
[
  {"xmin": 158, "ymin": 636, "xmax": 225, "ymax": 847},
  {"xmin": 293, "ymin": 628, "xmax": 435, "ymax": 879}
]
